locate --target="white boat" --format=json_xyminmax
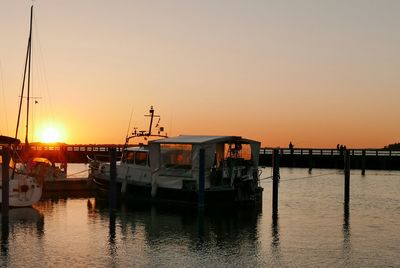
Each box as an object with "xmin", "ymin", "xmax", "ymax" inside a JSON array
[
  {"xmin": 1, "ymin": 136, "xmax": 42, "ymax": 207},
  {"xmin": 89, "ymin": 108, "xmax": 263, "ymax": 206}
]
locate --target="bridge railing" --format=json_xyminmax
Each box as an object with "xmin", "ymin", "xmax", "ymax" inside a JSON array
[
  {"xmin": 3, "ymin": 144, "xmax": 400, "ymax": 157},
  {"xmin": 260, "ymin": 148, "xmax": 400, "ymax": 157}
]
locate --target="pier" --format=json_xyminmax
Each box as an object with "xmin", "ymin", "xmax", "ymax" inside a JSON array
[
  {"xmin": 2, "ymin": 144, "xmax": 399, "ymax": 171},
  {"xmin": 259, "ymin": 148, "xmax": 400, "ymax": 170}
]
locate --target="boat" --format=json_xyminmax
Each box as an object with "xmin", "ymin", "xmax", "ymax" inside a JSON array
[
  {"xmin": 0, "ymin": 6, "xmax": 43, "ymax": 207},
  {"xmin": 1, "ymin": 136, "xmax": 42, "ymax": 207},
  {"xmin": 89, "ymin": 108, "xmax": 263, "ymax": 207},
  {"xmin": 16, "ymin": 156, "xmax": 67, "ymax": 182}
]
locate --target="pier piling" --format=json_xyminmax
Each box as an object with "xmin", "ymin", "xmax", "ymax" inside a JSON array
[
  {"xmin": 109, "ymin": 148, "xmax": 117, "ymax": 210},
  {"xmin": 361, "ymin": 150, "xmax": 366, "ymax": 175},
  {"xmin": 272, "ymin": 148, "xmax": 280, "ymax": 219},
  {"xmin": 344, "ymin": 149, "xmax": 350, "ymax": 204},
  {"xmin": 1, "ymin": 147, "xmax": 10, "ymax": 217},
  {"xmin": 198, "ymin": 148, "xmax": 205, "ymax": 208},
  {"xmin": 308, "ymin": 149, "xmax": 313, "ymax": 173}
]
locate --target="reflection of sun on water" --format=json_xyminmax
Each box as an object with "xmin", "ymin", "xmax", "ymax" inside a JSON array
[{"xmin": 37, "ymin": 123, "xmax": 66, "ymax": 143}]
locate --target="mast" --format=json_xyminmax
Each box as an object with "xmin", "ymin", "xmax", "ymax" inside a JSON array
[
  {"xmin": 145, "ymin": 106, "xmax": 160, "ymax": 136},
  {"xmin": 15, "ymin": 5, "xmax": 33, "ymax": 149},
  {"xmin": 148, "ymin": 106, "xmax": 154, "ymax": 136}
]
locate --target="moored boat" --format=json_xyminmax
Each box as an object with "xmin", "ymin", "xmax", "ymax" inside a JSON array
[
  {"xmin": 89, "ymin": 135, "xmax": 263, "ymax": 206},
  {"xmin": 1, "ymin": 136, "xmax": 43, "ymax": 207}
]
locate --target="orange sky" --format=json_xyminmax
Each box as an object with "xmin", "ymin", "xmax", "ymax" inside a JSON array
[{"xmin": 1, "ymin": 1, "xmax": 399, "ymax": 148}]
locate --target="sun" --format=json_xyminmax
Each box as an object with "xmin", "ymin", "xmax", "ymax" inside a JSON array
[{"xmin": 38, "ymin": 124, "xmax": 65, "ymax": 143}]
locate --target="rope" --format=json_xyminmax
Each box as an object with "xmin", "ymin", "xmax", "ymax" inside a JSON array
[
  {"xmin": 280, "ymin": 172, "xmax": 337, "ymax": 182},
  {"xmin": 66, "ymin": 169, "xmax": 89, "ymax": 178},
  {"xmin": 261, "ymin": 172, "xmax": 338, "ymax": 183},
  {"xmin": 260, "ymin": 175, "xmax": 273, "ymax": 181}
]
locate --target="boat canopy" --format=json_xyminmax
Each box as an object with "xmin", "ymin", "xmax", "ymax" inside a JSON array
[
  {"xmin": 0, "ymin": 135, "xmax": 21, "ymax": 145},
  {"xmin": 149, "ymin": 135, "xmax": 261, "ymax": 189}
]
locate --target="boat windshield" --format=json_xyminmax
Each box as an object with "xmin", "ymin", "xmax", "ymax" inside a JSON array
[
  {"xmin": 160, "ymin": 144, "xmax": 192, "ymax": 170},
  {"xmin": 121, "ymin": 150, "xmax": 148, "ymax": 166},
  {"xmin": 224, "ymin": 143, "xmax": 252, "ymax": 160},
  {"xmin": 122, "ymin": 151, "xmax": 135, "ymax": 164},
  {"xmin": 135, "ymin": 151, "xmax": 148, "ymax": 166}
]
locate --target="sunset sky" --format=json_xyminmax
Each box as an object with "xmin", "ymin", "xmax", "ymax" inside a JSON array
[{"xmin": 0, "ymin": 1, "xmax": 399, "ymax": 148}]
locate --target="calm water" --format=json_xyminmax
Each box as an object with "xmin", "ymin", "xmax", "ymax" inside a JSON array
[{"xmin": 1, "ymin": 168, "xmax": 400, "ymax": 267}]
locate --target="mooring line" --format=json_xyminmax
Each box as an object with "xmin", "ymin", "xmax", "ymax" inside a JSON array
[
  {"xmin": 261, "ymin": 172, "xmax": 338, "ymax": 183},
  {"xmin": 280, "ymin": 172, "xmax": 338, "ymax": 182},
  {"xmin": 66, "ymin": 169, "xmax": 89, "ymax": 178}
]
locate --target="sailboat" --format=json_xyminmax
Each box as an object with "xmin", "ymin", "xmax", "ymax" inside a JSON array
[{"xmin": 0, "ymin": 6, "xmax": 43, "ymax": 207}]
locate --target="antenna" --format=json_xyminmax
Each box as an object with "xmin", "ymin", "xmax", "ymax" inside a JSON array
[
  {"xmin": 124, "ymin": 107, "xmax": 134, "ymax": 143},
  {"xmin": 144, "ymin": 106, "xmax": 160, "ymax": 136},
  {"xmin": 126, "ymin": 106, "xmax": 167, "ymax": 142}
]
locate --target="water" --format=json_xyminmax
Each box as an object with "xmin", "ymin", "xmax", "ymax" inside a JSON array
[{"xmin": 1, "ymin": 168, "xmax": 400, "ymax": 267}]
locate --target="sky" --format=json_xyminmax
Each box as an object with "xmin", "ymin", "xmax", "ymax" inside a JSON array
[{"xmin": 0, "ymin": 0, "xmax": 399, "ymax": 148}]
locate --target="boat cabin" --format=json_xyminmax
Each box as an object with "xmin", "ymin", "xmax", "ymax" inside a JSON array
[{"xmin": 149, "ymin": 135, "xmax": 261, "ymax": 190}]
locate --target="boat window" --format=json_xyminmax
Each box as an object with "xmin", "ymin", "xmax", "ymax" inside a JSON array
[
  {"xmin": 135, "ymin": 152, "xmax": 147, "ymax": 166},
  {"xmin": 224, "ymin": 143, "xmax": 252, "ymax": 160},
  {"xmin": 123, "ymin": 152, "xmax": 134, "ymax": 164},
  {"xmin": 160, "ymin": 144, "xmax": 192, "ymax": 170}
]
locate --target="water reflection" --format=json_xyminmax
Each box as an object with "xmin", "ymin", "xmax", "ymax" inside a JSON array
[
  {"xmin": 108, "ymin": 211, "xmax": 117, "ymax": 258},
  {"xmin": 93, "ymin": 198, "xmax": 262, "ymax": 261},
  {"xmin": 1, "ymin": 207, "xmax": 44, "ymax": 256},
  {"xmin": 271, "ymin": 215, "xmax": 282, "ymax": 266},
  {"xmin": 1, "ymin": 215, "xmax": 9, "ymax": 256},
  {"xmin": 342, "ymin": 203, "xmax": 352, "ymax": 264}
]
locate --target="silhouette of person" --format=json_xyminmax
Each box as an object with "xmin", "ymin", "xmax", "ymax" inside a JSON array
[
  {"xmin": 339, "ymin": 145, "xmax": 344, "ymax": 155},
  {"xmin": 289, "ymin": 142, "xmax": 294, "ymax": 154}
]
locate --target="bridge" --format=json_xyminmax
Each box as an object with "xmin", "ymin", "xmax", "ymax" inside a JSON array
[
  {"xmin": 259, "ymin": 148, "xmax": 400, "ymax": 170},
  {"xmin": 2, "ymin": 144, "xmax": 400, "ymax": 170}
]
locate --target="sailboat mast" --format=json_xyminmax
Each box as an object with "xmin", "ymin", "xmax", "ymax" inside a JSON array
[
  {"xmin": 25, "ymin": 5, "xmax": 33, "ymax": 146},
  {"xmin": 15, "ymin": 6, "xmax": 33, "ymax": 147},
  {"xmin": 15, "ymin": 6, "xmax": 33, "ymax": 141}
]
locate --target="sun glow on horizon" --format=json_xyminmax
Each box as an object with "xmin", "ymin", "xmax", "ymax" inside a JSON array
[{"xmin": 37, "ymin": 123, "xmax": 66, "ymax": 143}]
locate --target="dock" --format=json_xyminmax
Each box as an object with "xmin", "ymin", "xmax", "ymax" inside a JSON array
[
  {"xmin": 43, "ymin": 177, "xmax": 92, "ymax": 192},
  {"xmin": 260, "ymin": 148, "xmax": 400, "ymax": 170},
  {"xmin": 2, "ymin": 143, "xmax": 399, "ymax": 170}
]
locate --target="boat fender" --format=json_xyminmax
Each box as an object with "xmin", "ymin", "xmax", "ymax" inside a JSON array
[
  {"xmin": 121, "ymin": 179, "xmax": 127, "ymax": 194},
  {"xmin": 151, "ymin": 180, "xmax": 158, "ymax": 197},
  {"xmin": 151, "ymin": 168, "xmax": 160, "ymax": 197}
]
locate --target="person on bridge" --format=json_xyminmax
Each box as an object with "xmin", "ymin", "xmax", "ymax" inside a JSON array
[{"xmin": 289, "ymin": 142, "xmax": 294, "ymax": 154}]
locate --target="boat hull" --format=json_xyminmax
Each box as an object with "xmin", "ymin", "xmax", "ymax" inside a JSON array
[
  {"xmin": 90, "ymin": 175, "xmax": 263, "ymax": 207},
  {"xmin": 0, "ymin": 172, "xmax": 43, "ymax": 207}
]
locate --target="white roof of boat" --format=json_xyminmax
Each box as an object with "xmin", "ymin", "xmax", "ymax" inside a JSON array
[
  {"xmin": 149, "ymin": 135, "xmax": 258, "ymax": 144},
  {"xmin": 125, "ymin": 146, "xmax": 148, "ymax": 152}
]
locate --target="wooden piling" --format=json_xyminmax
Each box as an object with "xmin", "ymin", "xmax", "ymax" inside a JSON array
[
  {"xmin": 272, "ymin": 148, "xmax": 280, "ymax": 219},
  {"xmin": 198, "ymin": 148, "xmax": 205, "ymax": 208},
  {"xmin": 1, "ymin": 147, "xmax": 10, "ymax": 217},
  {"xmin": 344, "ymin": 149, "xmax": 350, "ymax": 204},
  {"xmin": 361, "ymin": 149, "xmax": 366, "ymax": 175},
  {"xmin": 109, "ymin": 148, "xmax": 117, "ymax": 210},
  {"xmin": 308, "ymin": 149, "xmax": 313, "ymax": 173}
]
